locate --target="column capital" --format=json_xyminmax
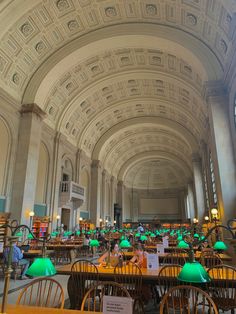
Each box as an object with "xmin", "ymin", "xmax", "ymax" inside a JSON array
[
  {"xmin": 91, "ymin": 159, "xmax": 101, "ymax": 169},
  {"xmin": 203, "ymin": 80, "xmax": 227, "ymax": 103},
  {"xmin": 117, "ymin": 180, "xmax": 124, "ymax": 187},
  {"xmin": 20, "ymin": 103, "xmax": 46, "ymax": 120}
]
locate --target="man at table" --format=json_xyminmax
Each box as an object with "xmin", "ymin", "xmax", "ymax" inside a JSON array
[{"xmin": 3, "ymin": 243, "xmax": 30, "ymax": 279}]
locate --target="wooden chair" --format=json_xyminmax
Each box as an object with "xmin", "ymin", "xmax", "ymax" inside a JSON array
[
  {"xmin": 200, "ymin": 251, "xmax": 222, "ymax": 268},
  {"xmin": 80, "ymin": 280, "xmax": 131, "ymax": 312},
  {"xmin": 158, "ymin": 264, "xmax": 183, "ymax": 301},
  {"xmin": 162, "ymin": 252, "xmax": 186, "ymax": 266},
  {"xmin": 16, "ymin": 277, "xmax": 64, "ymax": 308},
  {"xmin": 69, "ymin": 259, "xmax": 99, "ymax": 309},
  {"xmin": 160, "ymin": 285, "xmax": 219, "ymax": 313},
  {"xmin": 114, "ymin": 262, "xmax": 142, "ymax": 301},
  {"xmin": 207, "ymin": 264, "xmax": 236, "ymax": 313}
]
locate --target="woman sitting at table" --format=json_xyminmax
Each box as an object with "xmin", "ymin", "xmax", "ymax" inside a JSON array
[
  {"xmin": 98, "ymin": 243, "xmax": 122, "ymax": 267},
  {"xmin": 130, "ymin": 242, "xmax": 146, "ymax": 267}
]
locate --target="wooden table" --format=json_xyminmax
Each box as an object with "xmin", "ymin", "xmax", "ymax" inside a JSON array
[{"xmin": 3, "ymin": 304, "xmax": 100, "ymax": 314}]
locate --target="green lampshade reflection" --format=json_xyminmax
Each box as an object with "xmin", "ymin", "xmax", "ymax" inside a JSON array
[
  {"xmin": 140, "ymin": 235, "xmax": 148, "ymax": 241},
  {"xmin": 15, "ymin": 231, "xmax": 23, "ymax": 237},
  {"xmin": 213, "ymin": 241, "xmax": 227, "ymax": 251},
  {"xmin": 178, "ymin": 262, "xmax": 211, "ymax": 283},
  {"xmin": 27, "ymin": 233, "xmax": 34, "ymax": 239},
  {"xmin": 177, "ymin": 240, "xmax": 189, "ymax": 249},
  {"xmin": 119, "ymin": 239, "xmax": 131, "ymax": 248},
  {"xmin": 26, "ymin": 258, "xmax": 56, "ymax": 277},
  {"xmin": 90, "ymin": 239, "xmax": 99, "ymax": 247}
]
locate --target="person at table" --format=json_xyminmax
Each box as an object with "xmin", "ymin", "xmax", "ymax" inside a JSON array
[
  {"xmin": 98, "ymin": 243, "xmax": 122, "ymax": 267},
  {"xmin": 130, "ymin": 242, "xmax": 146, "ymax": 267},
  {"xmin": 3, "ymin": 243, "xmax": 30, "ymax": 280}
]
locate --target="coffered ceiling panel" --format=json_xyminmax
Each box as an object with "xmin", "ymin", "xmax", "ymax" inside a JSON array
[{"xmin": 0, "ymin": 0, "xmax": 235, "ymax": 189}]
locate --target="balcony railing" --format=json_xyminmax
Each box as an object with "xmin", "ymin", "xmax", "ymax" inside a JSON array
[{"xmin": 60, "ymin": 181, "xmax": 85, "ymax": 203}]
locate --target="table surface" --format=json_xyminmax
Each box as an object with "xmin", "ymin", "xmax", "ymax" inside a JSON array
[{"xmin": 3, "ymin": 304, "xmax": 100, "ymax": 314}]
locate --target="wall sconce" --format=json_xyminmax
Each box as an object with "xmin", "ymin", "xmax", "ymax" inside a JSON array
[
  {"xmin": 204, "ymin": 216, "xmax": 209, "ymax": 222},
  {"xmin": 29, "ymin": 211, "xmax": 35, "ymax": 229},
  {"xmin": 113, "ymin": 220, "xmax": 116, "ymax": 225},
  {"xmin": 56, "ymin": 215, "xmax": 60, "ymax": 231},
  {"xmin": 193, "ymin": 218, "xmax": 198, "ymax": 224},
  {"xmin": 211, "ymin": 208, "xmax": 218, "ymax": 220}
]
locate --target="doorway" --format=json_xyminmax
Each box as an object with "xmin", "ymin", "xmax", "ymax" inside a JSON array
[{"xmin": 61, "ymin": 208, "xmax": 70, "ymax": 231}]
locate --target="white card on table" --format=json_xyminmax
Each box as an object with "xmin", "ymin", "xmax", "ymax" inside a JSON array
[
  {"xmin": 146, "ymin": 253, "xmax": 159, "ymax": 270},
  {"xmin": 103, "ymin": 295, "xmax": 133, "ymax": 314},
  {"xmin": 156, "ymin": 243, "xmax": 164, "ymax": 254},
  {"xmin": 162, "ymin": 236, "xmax": 169, "ymax": 248}
]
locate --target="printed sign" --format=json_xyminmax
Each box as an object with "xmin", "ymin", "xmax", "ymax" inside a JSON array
[
  {"xmin": 146, "ymin": 253, "xmax": 159, "ymax": 270},
  {"xmin": 103, "ymin": 295, "xmax": 133, "ymax": 314}
]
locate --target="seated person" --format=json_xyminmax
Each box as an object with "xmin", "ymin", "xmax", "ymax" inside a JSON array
[
  {"xmin": 3, "ymin": 243, "xmax": 30, "ymax": 280},
  {"xmin": 98, "ymin": 244, "xmax": 122, "ymax": 267},
  {"xmin": 130, "ymin": 243, "xmax": 146, "ymax": 267}
]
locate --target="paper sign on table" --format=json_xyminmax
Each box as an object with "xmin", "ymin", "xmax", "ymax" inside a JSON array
[
  {"xmin": 103, "ymin": 295, "xmax": 133, "ymax": 314},
  {"xmin": 162, "ymin": 236, "xmax": 169, "ymax": 248},
  {"xmin": 0, "ymin": 242, "xmax": 3, "ymax": 253},
  {"xmin": 156, "ymin": 243, "xmax": 164, "ymax": 254},
  {"xmin": 146, "ymin": 253, "xmax": 159, "ymax": 270}
]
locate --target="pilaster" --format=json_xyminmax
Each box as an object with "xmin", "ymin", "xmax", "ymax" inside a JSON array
[
  {"xmin": 11, "ymin": 104, "xmax": 46, "ymax": 225},
  {"xmin": 204, "ymin": 80, "xmax": 236, "ymax": 225}
]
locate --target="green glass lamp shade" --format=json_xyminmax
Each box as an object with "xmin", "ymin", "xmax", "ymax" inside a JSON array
[
  {"xmin": 178, "ymin": 262, "xmax": 211, "ymax": 283},
  {"xmin": 87, "ymin": 231, "xmax": 91, "ymax": 235},
  {"xmin": 120, "ymin": 235, "xmax": 125, "ymax": 240},
  {"xmin": 119, "ymin": 239, "xmax": 131, "ymax": 248},
  {"xmin": 76, "ymin": 231, "xmax": 80, "ymax": 235},
  {"xmin": 27, "ymin": 233, "xmax": 34, "ymax": 239},
  {"xmin": 50, "ymin": 232, "xmax": 57, "ymax": 237},
  {"xmin": 177, "ymin": 240, "xmax": 189, "ymax": 249},
  {"xmin": 119, "ymin": 229, "xmax": 123, "ymax": 233},
  {"xmin": 177, "ymin": 235, "xmax": 183, "ymax": 241},
  {"xmin": 150, "ymin": 233, "xmax": 156, "ymax": 238},
  {"xmin": 194, "ymin": 233, "xmax": 200, "ymax": 238},
  {"xmin": 135, "ymin": 233, "xmax": 141, "ymax": 237},
  {"xmin": 15, "ymin": 231, "xmax": 23, "ymax": 237},
  {"xmin": 213, "ymin": 241, "xmax": 227, "ymax": 251},
  {"xmin": 145, "ymin": 231, "xmax": 149, "ymax": 235},
  {"xmin": 26, "ymin": 258, "xmax": 56, "ymax": 277},
  {"xmin": 140, "ymin": 235, "xmax": 148, "ymax": 241},
  {"xmin": 90, "ymin": 239, "xmax": 99, "ymax": 247}
]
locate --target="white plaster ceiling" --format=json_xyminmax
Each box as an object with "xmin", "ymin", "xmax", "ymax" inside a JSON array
[{"xmin": 0, "ymin": 0, "xmax": 235, "ymax": 189}]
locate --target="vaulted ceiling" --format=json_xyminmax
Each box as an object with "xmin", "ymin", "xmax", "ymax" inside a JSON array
[{"xmin": 0, "ymin": 0, "xmax": 235, "ymax": 189}]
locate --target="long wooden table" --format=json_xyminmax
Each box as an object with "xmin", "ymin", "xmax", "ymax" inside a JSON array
[{"xmin": 3, "ymin": 304, "xmax": 100, "ymax": 314}]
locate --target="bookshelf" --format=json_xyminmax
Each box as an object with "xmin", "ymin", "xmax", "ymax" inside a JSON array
[
  {"xmin": 32, "ymin": 216, "xmax": 50, "ymax": 238},
  {"xmin": 0, "ymin": 212, "xmax": 11, "ymax": 248}
]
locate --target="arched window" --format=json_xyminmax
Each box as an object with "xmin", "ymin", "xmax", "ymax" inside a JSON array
[
  {"xmin": 234, "ymin": 93, "xmax": 236, "ymax": 126},
  {"xmin": 209, "ymin": 152, "xmax": 217, "ymax": 206}
]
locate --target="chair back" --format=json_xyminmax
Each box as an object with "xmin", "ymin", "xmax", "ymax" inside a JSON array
[
  {"xmin": 81, "ymin": 280, "xmax": 131, "ymax": 312},
  {"xmin": 158, "ymin": 264, "xmax": 182, "ymax": 298},
  {"xmin": 114, "ymin": 262, "xmax": 142, "ymax": 299},
  {"xmin": 69, "ymin": 259, "xmax": 99, "ymax": 309},
  {"xmin": 162, "ymin": 252, "xmax": 186, "ymax": 266},
  {"xmin": 16, "ymin": 277, "xmax": 64, "ymax": 308},
  {"xmin": 160, "ymin": 284, "xmax": 218, "ymax": 313},
  {"xmin": 200, "ymin": 252, "xmax": 222, "ymax": 268},
  {"xmin": 207, "ymin": 264, "xmax": 236, "ymax": 312}
]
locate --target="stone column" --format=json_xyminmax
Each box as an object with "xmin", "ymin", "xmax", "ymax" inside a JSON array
[
  {"xmin": 49, "ymin": 132, "xmax": 67, "ymax": 231},
  {"xmin": 187, "ymin": 181, "xmax": 195, "ymax": 220},
  {"xmin": 117, "ymin": 181, "xmax": 124, "ymax": 223},
  {"xmin": 11, "ymin": 104, "xmax": 46, "ymax": 225},
  {"xmin": 192, "ymin": 154, "xmax": 205, "ymax": 222},
  {"xmin": 205, "ymin": 81, "xmax": 236, "ymax": 225},
  {"xmin": 179, "ymin": 189, "xmax": 187, "ymax": 221},
  {"xmin": 90, "ymin": 160, "xmax": 102, "ymax": 227},
  {"xmin": 110, "ymin": 176, "xmax": 115, "ymax": 223},
  {"xmin": 100, "ymin": 170, "xmax": 106, "ymax": 221}
]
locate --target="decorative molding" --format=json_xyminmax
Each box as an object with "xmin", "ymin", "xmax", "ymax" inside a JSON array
[{"xmin": 20, "ymin": 103, "xmax": 46, "ymax": 120}]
